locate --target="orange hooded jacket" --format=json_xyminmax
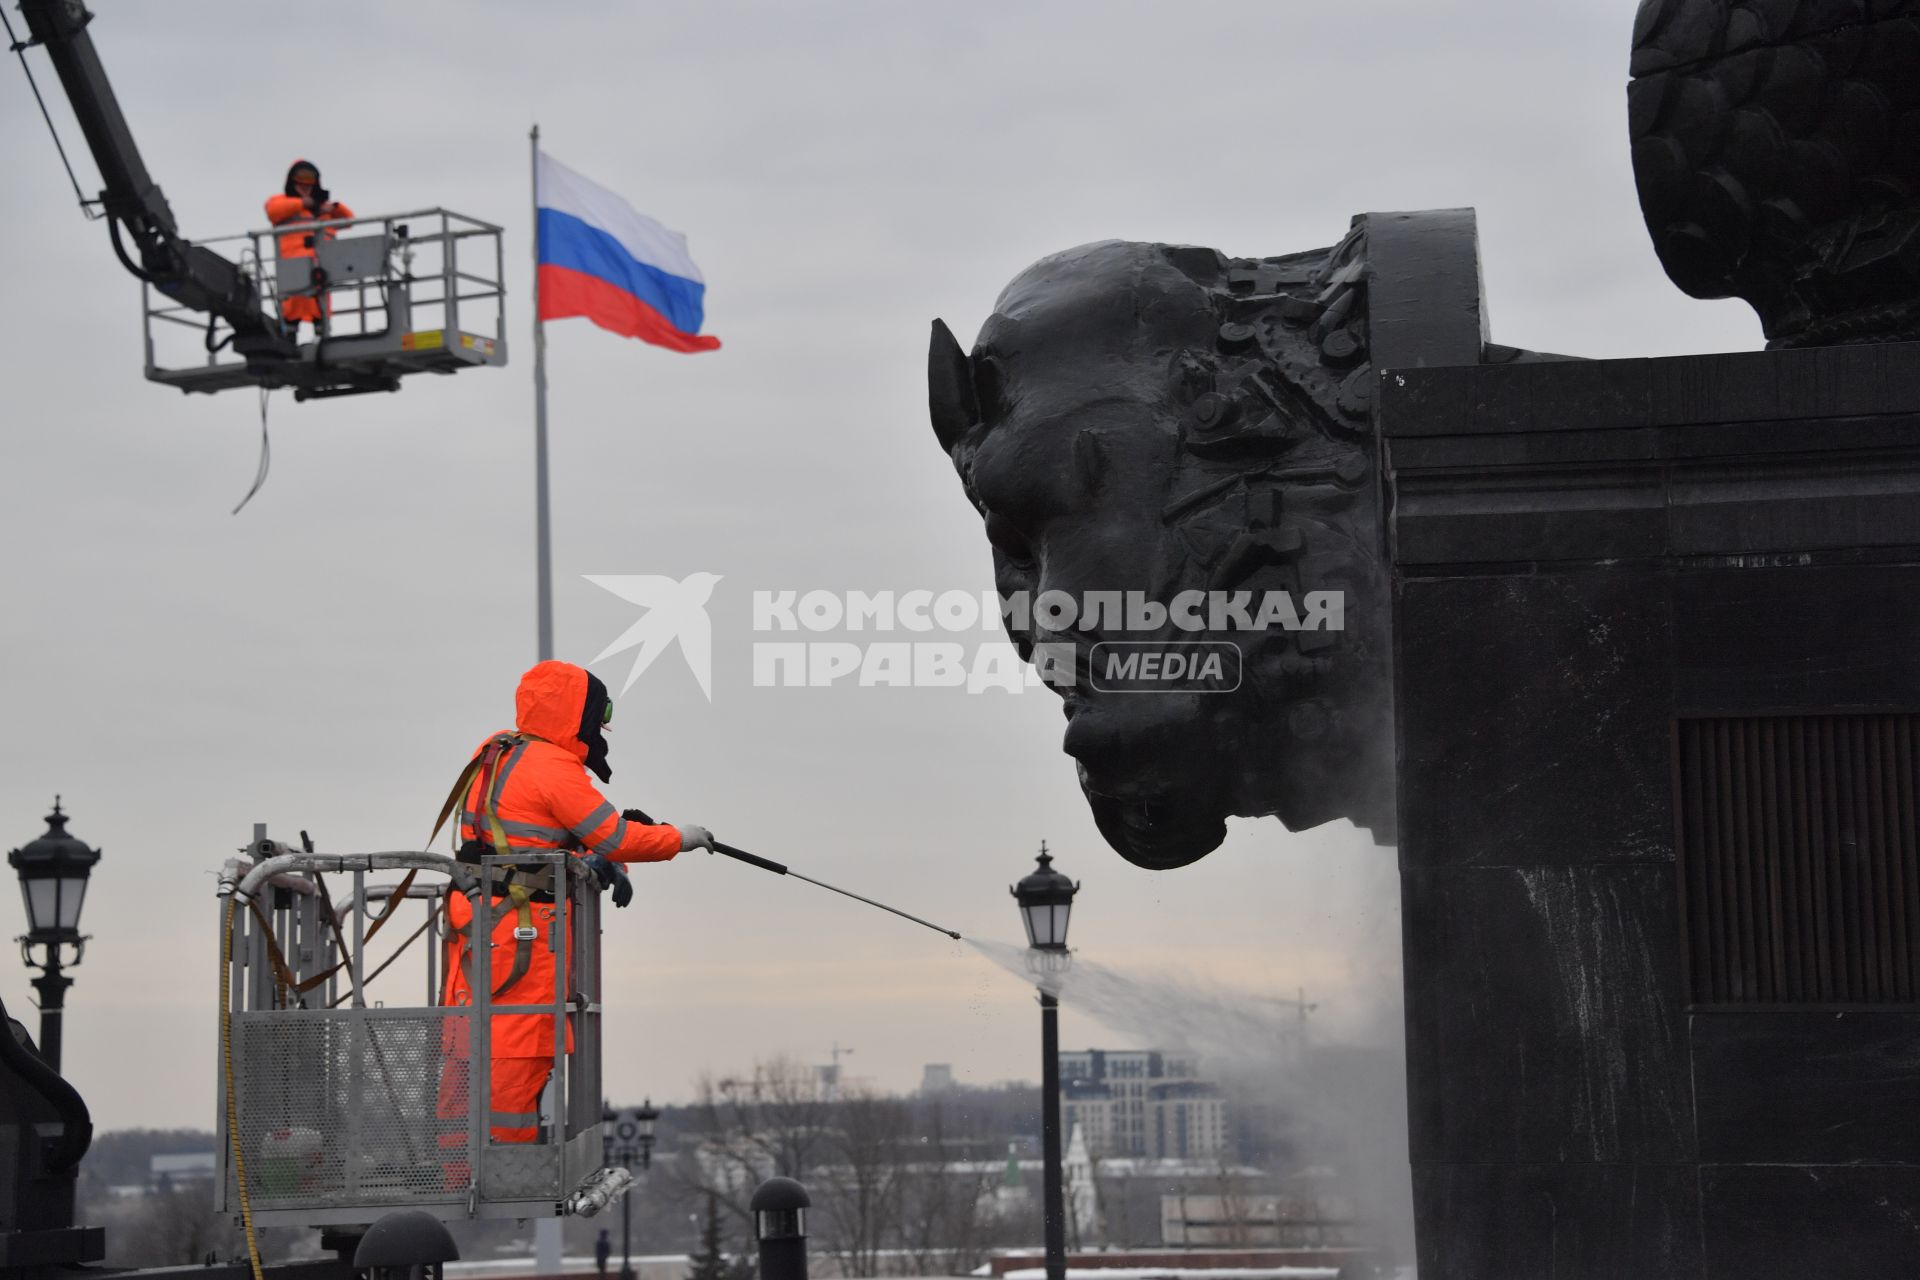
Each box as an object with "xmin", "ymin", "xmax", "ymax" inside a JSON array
[
  {"xmin": 265, "ymin": 158, "xmax": 354, "ymax": 260},
  {"xmin": 265, "ymin": 158, "xmax": 354, "ymax": 323},
  {"xmin": 441, "ymin": 660, "xmax": 679, "ymax": 1058}
]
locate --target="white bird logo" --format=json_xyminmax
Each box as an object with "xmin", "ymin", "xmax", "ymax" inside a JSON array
[{"xmin": 584, "ymin": 572, "xmax": 723, "ymax": 700}]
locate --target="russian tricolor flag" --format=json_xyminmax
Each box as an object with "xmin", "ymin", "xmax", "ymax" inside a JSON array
[{"xmin": 535, "ymin": 151, "xmax": 720, "ymax": 353}]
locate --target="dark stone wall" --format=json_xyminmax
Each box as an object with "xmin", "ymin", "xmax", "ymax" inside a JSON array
[{"xmin": 1384, "ymin": 339, "xmax": 1920, "ymax": 1278}]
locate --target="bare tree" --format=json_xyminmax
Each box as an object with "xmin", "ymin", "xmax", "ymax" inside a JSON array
[
  {"xmin": 814, "ymin": 1084, "xmax": 910, "ymax": 1278},
  {"xmin": 675, "ymin": 1068, "xmax": 1073, "ymax": 1276},
  {"xmin": 88, "ymin": 1176, "xmax": 268, "ymax": 1267},
  {"xmin": 680, "ymin": 1056, "xmax": 831, "ymax": 1219},
  {"xmin": 895, "ymin": 1097, "xmax": 999, "ymax": 1276}
]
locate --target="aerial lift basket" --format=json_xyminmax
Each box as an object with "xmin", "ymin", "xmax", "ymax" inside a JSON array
[
  {"xmin": 148, "ymin": 209, "xmax": 508, "ymax": 401},
  {"xmin": 214, "ymin": 830, "xmax": 616, "ymax": 1230}
]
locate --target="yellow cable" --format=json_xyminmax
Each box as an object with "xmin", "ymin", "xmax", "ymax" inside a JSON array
[{"xmin": 222, "ymin": 896, "xmax": 266, "ymax": 1279}]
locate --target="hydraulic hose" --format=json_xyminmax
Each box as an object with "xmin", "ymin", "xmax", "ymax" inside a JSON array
[
  {"xmin": 106, "ymin": 213, "xmax": 165, "ymax": 285},
  {"xmin": 220, "ymin": 896, "xmax": 265, "ymax": 1280}
]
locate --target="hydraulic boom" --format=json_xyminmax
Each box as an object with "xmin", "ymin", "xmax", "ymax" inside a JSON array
[{"xmin": 16, "ymin": 0, "xmax": 296, "ymax": 369}]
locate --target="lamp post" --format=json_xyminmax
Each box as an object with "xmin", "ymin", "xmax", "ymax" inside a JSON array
[
  {"xmin": 603, "ymin": 1098, "xmax": 659, "ymax": 1280},
  {"xmin": 1012, "ymin": 842, "xmax": 1078, "ymax": 1280},
  {"xmin": 7, "ymin": 798, "xmax": 100, "ymax": 1072}
]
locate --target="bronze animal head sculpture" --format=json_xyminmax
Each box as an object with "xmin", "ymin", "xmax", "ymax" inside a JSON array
[{"xmin": 929, "ymin": 234, "xmax": 1394, "ymax": 869}]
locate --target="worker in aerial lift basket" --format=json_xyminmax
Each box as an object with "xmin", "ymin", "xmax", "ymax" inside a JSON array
[
  {"xmin": 264, "ymin": 158, "xmax": 354, "ymax": 334},
  {"xmin": 435, "ymin": 660, "xmax": 713, "ymax": 1165}
]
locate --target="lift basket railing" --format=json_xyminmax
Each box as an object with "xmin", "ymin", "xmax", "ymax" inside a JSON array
[
  {"xmin": 145, "ymin": 207, "xmax": 507, "ymax": 399},
  {"xmin": 214, "ymin": 836, "xmax": 603, "ymax": 1228}
]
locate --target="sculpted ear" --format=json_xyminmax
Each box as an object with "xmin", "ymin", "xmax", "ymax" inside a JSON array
[{"xmin": 928, "ymin": 318, "xmax": 980, "ymax": 455}]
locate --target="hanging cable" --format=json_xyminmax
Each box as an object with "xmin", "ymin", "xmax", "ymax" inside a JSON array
[
  {"xmin": 231, "ymin": 386, "xmax": 273, "ymax": 515},
  {"xmin": 3, "ymin": 8, "xmax": 102, "ymax": 220}
]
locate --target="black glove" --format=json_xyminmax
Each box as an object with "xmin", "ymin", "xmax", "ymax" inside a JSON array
[
  {"xmin": 621, "ymin": 807, "xmax": 656, "ymax": 825},
  {"xmin": 581, "ymin": 854, "xmax": 634, "ymax": 908}
]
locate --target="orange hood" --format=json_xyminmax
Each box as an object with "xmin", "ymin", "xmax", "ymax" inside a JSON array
[{"xmin": 515, "ymin": 661, "xmax": 591, "ymax": 763}]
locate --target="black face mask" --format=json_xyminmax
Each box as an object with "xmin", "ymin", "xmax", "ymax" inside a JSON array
[{"xmin": 579, "ymin": 672, "xmax": 613, "ymax": 784}]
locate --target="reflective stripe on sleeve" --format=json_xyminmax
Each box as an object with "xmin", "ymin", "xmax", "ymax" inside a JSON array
[
  {"xmin": 590, "ymin": 817, "xmax": 630, "ymax": 856},
  {"xmin": 570, "ymin": 801, "xmax": 616, "ymax": 845}
]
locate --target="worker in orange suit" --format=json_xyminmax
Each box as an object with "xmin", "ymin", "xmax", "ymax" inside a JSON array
[
  {"xmin": 264, "ymin": 158, "xmax": 354, "ymax": 334},
  {"xmin": 436, "ymin": 660, "xmax": 713, "ymax": 1160}
]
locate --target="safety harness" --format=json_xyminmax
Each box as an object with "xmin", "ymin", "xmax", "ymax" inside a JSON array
[{"xmin": 429, "ymin": 732, "xmax": 559, "ymax": 1001}]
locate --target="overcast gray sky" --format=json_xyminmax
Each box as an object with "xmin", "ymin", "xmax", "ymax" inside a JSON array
[{"xmin": 0, "ymin": 0, "xmax": 1759, "ymax": 1133}]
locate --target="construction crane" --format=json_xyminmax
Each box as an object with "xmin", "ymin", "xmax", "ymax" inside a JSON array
[{"xmin": 9, "ymin": 0, "xmax": 507, "ymax": 401}]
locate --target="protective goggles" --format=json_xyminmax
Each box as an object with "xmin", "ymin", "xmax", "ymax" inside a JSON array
[{"xmin": 601, "ymin": 700, "xmax": 614, "ymax": 726}]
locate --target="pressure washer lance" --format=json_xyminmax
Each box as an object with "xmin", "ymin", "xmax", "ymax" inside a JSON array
[{"xmin": 709, "ymin": 839, "xmax": 963, "ymax": 941}]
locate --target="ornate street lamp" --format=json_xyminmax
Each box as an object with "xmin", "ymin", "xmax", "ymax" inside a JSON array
[
  {"xmin": 1013, "ymin": 841, "xmax": 1077, "ymax": 952},
  {"xmin": 602, "ymin": 1098, "xmax": 662, "ymax": 1280},
  {"xmin": 8, "ymin": 798, "xmax": 100, "ymax": 1071},
  {"xmin": 1012, "ymin": 842, "xmax": 1078, "ymax": 1280}
]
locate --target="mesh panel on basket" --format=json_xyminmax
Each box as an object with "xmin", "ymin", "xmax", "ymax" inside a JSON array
[
  {"xmin": 232, "ymin": 1011, "xmax": 472, "ymax": 1209},
  {"xmin": 481, "ymin": 1139, "xmax": 561, "ymax": 1200}
]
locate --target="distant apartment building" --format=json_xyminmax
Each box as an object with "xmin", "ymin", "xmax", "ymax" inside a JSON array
[
  {"xmin": 149, "ymin": 1152, "xmax": 216, "ymax": 1188},
  {"xmin": 1059, "ymin": 1049, "xmax": 1228, "ymax": 1159}
]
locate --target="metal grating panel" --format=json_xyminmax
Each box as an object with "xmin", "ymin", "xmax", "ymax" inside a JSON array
[
  {"xmin": 230, "ymin": 1012, "xmax": 471, "ymax": 1208},
  {"xmin": 1677, "ymin": 713, "xmax": 1920, "ymax": 1004},
  {"xmin": 482, "ymin": 1136, "xmax": 560, "ymax": 1200}
]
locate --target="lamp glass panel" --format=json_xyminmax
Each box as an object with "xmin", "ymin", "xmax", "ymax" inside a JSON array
[
  {"xmin": 1051, "ymin": 902, "xmax": 1072, "ymax": 947},
  {"xmin": 59, "ymin": 875, "xmax": 87, "ymax": 931},
  {"xmin": 25, "ymin": 878, "xmax": 60, "ymax": 935},
  {"xmin": 1022, "ymin": 903, "xmax": 1050, "ymax": 948}
]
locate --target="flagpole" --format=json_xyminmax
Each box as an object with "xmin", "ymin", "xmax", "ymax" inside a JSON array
[
  {"xmin": 529, "ymin": 144, "xmax": 571, "ymax": 1280},
  {"xmin": 531, "ymin": 122, "xmax": 554, "ymax": 662}
]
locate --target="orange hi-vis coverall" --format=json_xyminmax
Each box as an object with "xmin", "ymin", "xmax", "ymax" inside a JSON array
[
  {"xmin": 265, "ymin": 158, "xmax": 354, "ymax": 326},
  {"xmin": 438, "ymin": 660, "xmax": 680, "ymax": 1153}
]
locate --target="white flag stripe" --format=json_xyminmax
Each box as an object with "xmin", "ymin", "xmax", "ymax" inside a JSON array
[{"xmin": 536, "ymin": 151, "xmax": 705, "ymax": 284}]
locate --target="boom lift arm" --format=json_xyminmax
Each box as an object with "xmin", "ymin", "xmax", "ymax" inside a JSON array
[{"xmin": 15, "ymin": 0, "xmax": 295, "ymax": 368}]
